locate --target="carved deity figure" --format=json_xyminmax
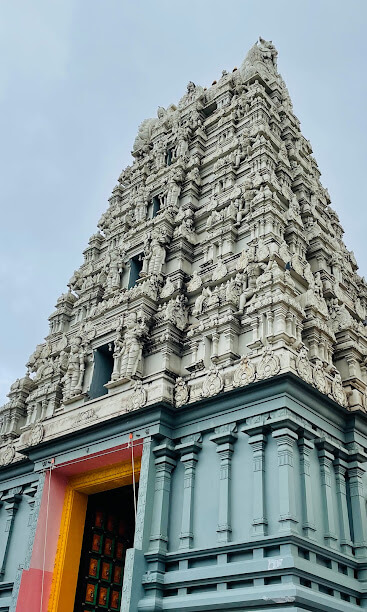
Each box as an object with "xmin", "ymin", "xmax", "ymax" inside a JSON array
[
  {"xmin": 193, "ymin": 287, "xmax": 212, "ymax": 316},
  {"xmin": 175, "ymin": 133, "xmax": 189, "ymax": 161},
  {"xmin": 105, "ymin": 247, "xmax": 125, "ymax": 294},
  {"xmin": 62, "ymin": 337, "xmax": 87, "ymax": 401},
  {"xmin": 314, "ymin": 272, "xmax": 323, "ymax": 299},
  {"xmin": 187, "ymin": 270, "xmax": 202, "ymax": 292},
  {"xmin": 165, "ymin": 294, "xmax": 188, "ymax": 331},
  {"xmin": 225, "ymin": 273, "xmax": 243, "ymax": 306},
  {"xmin": 112, "ymin": 313, "xmax": 149, "ymax": 381},
  {"xmin": 135, "ymin": 186, "xmax": 149, "ymax": 222},
  {"xmin": 166, "ymin": 168, "xmax": 183, "ymax": 213},
  {"xmin": 236, "ymin": 179, "xmax": 253, "ymax": 226},
  {"xmin": 154, "ymin": 139, "xmax": 166, "ymax": 170},
  {"xmin": 142, "ymin": 229, "xmax": 168, "ymax": 277},
  {"xmin": 258, "ymin": 37, "xmax": 278, "ymax": 69},
  {"xmin": 27, "ymin": 342, "xmax": 53, "ymax": 382}
]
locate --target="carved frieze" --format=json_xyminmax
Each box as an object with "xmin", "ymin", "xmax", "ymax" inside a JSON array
[{"xmin": 233, "ymin": 356, "xmax": 256, "ymax": 387}]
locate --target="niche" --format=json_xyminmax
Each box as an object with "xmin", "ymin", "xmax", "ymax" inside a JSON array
[
  {"xmin": 88, "ymin": 344, "xmax": 114, "ymax": 399},
  {"xmin": 147, "ymin": 196, "xmax": 161, "ymax": 219},
  {"xmin": 128, "ymin": 254, "xmax": 143, "ymax": 288},
  {"xmin": 165, "ymin": 147, "xmax": 173, "ymax": 166}
]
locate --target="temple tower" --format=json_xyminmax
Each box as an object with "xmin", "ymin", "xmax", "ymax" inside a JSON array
[{"xmin": 1, "ymin": 38, "xmax": 367, "ymax": 612}]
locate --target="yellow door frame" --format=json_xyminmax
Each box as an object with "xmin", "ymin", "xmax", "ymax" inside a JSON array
[{"xmin": 48, "ymin": 458, "xmax": 141, "ymax": 612}]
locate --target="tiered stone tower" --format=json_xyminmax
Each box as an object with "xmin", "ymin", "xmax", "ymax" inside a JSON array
[{"xmin": 1, "ymin": 38, "xmax": 367, "ymax": 612}]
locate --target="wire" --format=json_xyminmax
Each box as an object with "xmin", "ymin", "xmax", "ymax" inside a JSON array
[
  {"xmin": 130, "ymin": 434, "xmax": 137, "ymax": 521},
  {"xmin": 40, "ymin": 459, "xmax": 54, "ymax": 612}
]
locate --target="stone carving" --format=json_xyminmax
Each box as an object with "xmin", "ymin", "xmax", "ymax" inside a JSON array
[
  {"xmin": 174, "ymin": 208, "xmax": 196, "ymax": 243},
  {"xmin": 193, "ymin": 286, "xmax": 212, "ymax": 316},
  {"xmin": 331, "ymin": 368, "xmax": 347, "ymax": 407},
  {"xmin": 28, "ymin": 422, "xmax": 44, "ymax": 446},
  {"xmin": 225, "ymin": 274, "xmax": 243, "ymax": 307},
  {"xmin": 0, "ymin": 444, "xmax": 15, "ymax": 466},
  {"xmin": 130, "ymin": 381, "xmax": 147, "ymax": 411},
  {"xmin": 141, "ymin": 228, "xmax": 169, "ymax": 277},
  {"xmin": 164, "ymin": 294, "xmax": 188, "ymax": 331},
  {"xmin": 75, "ymin": 408, "xmax": 97, "ymax": 424},
  {"xmin": 112, "ymin": 313, "xmax": 149, "ymax": 381},
  {"xmin": 62, "ymin": 337, "xmax": 87, "ymax": 401},
  {"xmin": 312, "ymin": 359, "xmax": 327, "ymax": 395},
  {"xmin": 3, "ymin": 38, "xmax": 367, "ymax": 464},
  {"xmin": 166, "ymin": 167, "xmax": 184, "ymax": 213},
  {"xmin": 187, "ymin": 270, "xmax": 202, "ymax": 292},
  {"xmin": 174, "ymin": 377, "xmax": 189, "ymax": 407},
  {"xmin": 236, "ymin": 246, "xmax": 255, "ymax": 271},
  {"xmin": 104, "ymin": 246, "xmax": 125, "ymax": 294},
  {"xmin": 257, "ymin": 349, "xmax": 281, "ymax": 380},
  {"xmin": 233, "ymin": 356, "xmax": 256, "ymax": 387},
  {"xmin": 295, "ymin": 344, "xmax": 313, "ymax": 384},
  {"xmin": 161, "ymin": 277, "xmax": 175, "ymax": 298},
  {"xmin": 212, "ymin": 259, "xmax": 228, "ymax": 281},
  {"xmin": 202, "ymin": 366, "xmax": 224, "ymax": 398}
]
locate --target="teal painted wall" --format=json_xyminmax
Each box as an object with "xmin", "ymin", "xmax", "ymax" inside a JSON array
[{"xmin": 1, "ymin": 376, "xmax": 367, "ymax": 611}]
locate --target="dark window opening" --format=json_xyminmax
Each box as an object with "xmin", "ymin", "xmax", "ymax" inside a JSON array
[
  {"xmin": 128, "ymin": 254, "xmax": 143, "ymax": 288},
  {"xmin": 73, "ymin": 485, "xmax": 136, "ymax": 612},
  {"xmin": 165, "ymin": 148, "xmax": 173, "ymax": 166},
  {"xmin": 147, "ymin": 196, "xmax": 161, "ymax": 219},
  {"xmin": 88, "ymin": 344, "xmax": 114, "ymax": 399},
  {"xmin": 152, "ymin": 196, "xmax": 161, "ymax": 216}
]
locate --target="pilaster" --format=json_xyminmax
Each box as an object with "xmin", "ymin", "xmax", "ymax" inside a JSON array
[
  {"xmin": 210, "ymin": 423, "xmax": 237, "ymax": 543},
  {"xmin": 176, "ymin": 433, "xmax": 202, "ymax": 549},
  {"xmin": 272, "ymin": 427, "xmax": 298, "ymax": 533},
  {"xmin": 315, "ymin": 440, "xmax": 338, "ymax": 549},
  {"xmin": 298, "ymin": 437, "xmax": 316, "ymax": 539},
  {"xmin": 121, "ymin": 436, "xmax": 156, "ymax": 612},
  {"xmin": 243, "ymin": 425, "xmax": 267, "ymax": 537},
  {"xmin": 148, "ymin": 439, "xmax": 177, "ymax": 555},
  {"xmin": 0, "ymin": 487, "xmax": 22, "ymax": 576},
  {"xmin": 333, "ymin": 458, "xmax": 353, "ymax": 555},
  {"xmin": 347, "ymin": 457, "xmax": 367, "ymax": 558}
]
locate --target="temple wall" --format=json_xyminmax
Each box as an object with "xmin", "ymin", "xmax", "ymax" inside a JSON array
[{"xmin": 0, "ymin": 379, "xmax": 367, "ymax": 611}]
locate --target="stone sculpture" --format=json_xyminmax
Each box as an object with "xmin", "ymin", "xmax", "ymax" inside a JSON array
[
  {"xmin": 112, "ymin": 313, "xmax": 149, "ymax": 381},
  {"xmin": 62, "ymin": 337, "xmax": 87, "ymax": 401}
]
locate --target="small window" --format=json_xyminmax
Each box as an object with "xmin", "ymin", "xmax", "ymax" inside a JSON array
[
  {"xmin": 152, "ymin": 196, "xmax": 160, "ymax": 216},
  {"xmin": 128, "ymin": 254, "xmax": 143, "ymax": 288},
  {"xmin": 147, "ymin": 196, "xmax": 161, "ymax": 219},
  {"xmin": 88, "ymin": 344, "xmax": 114, "ymax": 399},
  {"xmin": 165, "ymin": 148, "xmax": 173, "ymax": 166}
]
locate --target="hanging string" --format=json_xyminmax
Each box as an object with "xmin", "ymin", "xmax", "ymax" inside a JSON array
[
  {"xmin": 40, "ymin": 458, "xmax": 54, "ymax": 612},
  {"xmin": 129, "ymin": 434, "xmax": 137, "ymax": 521}
]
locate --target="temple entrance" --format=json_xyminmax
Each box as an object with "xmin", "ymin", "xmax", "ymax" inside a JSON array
[{"xmin": 73, "ymin": 485, "xmax": 136, "ymax": 612}]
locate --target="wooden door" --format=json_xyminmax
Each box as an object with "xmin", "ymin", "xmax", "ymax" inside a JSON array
[{"xmin": 73, "ymin": 486, "xmax": 136, "ymax": 612}]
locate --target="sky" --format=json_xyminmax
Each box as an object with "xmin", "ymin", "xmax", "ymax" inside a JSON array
[{"xmin": 0, "ymin": 0, "xmax": 366, "ymax": 405}]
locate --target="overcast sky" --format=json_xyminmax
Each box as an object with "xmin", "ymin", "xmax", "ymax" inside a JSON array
[{"xmin": 0, "ymin": 0, "xmax": 366, "ymax": 405}]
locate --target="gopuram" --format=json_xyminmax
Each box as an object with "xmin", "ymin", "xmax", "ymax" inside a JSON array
[{"xmin": 1, "ymin": 38, "xmax": 367, "ymax": 612}]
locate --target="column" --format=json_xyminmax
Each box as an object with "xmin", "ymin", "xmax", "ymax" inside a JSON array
[
  {"xmin": 23, "ymin": 482, "xmax": 38, "ymax": 527},
  {"xmin": 272, "ymin": 427, "xmax": 298, "ymax": 533},
  {"xmin": 121, "ymin": 437, "xmax": 155, "ymax": 612},
  {"xmin": 0, "ymin": 487, "xmax": 22, "ymax": 576},
  {"xmin": 315, "ymin": 440, "xmax": 338, "ymax": 548},
  {"xmin": 243, "ymin": 426, "xmax": 267, "ymax": 536},
  {"xmin": 348, "ymin": 459, "xmax": 367, "ymax": 558},
  {"xmin": 298, "ymin": 437, "xmax": 316, "ymax": 539},
  {"xmin": 211, "ymin": 423, "xmax": 237, "ymax": 543},
  {"xmin": 149, "ymin": 440, "xmax": 177, "ymax": 555},
  {"xmin": 176, "ymin": 434, "xmax": 202, "ymax": 549},
  {"xmin": 333, "ymin": 458, "xmax": 353, "ymax": 555}
]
